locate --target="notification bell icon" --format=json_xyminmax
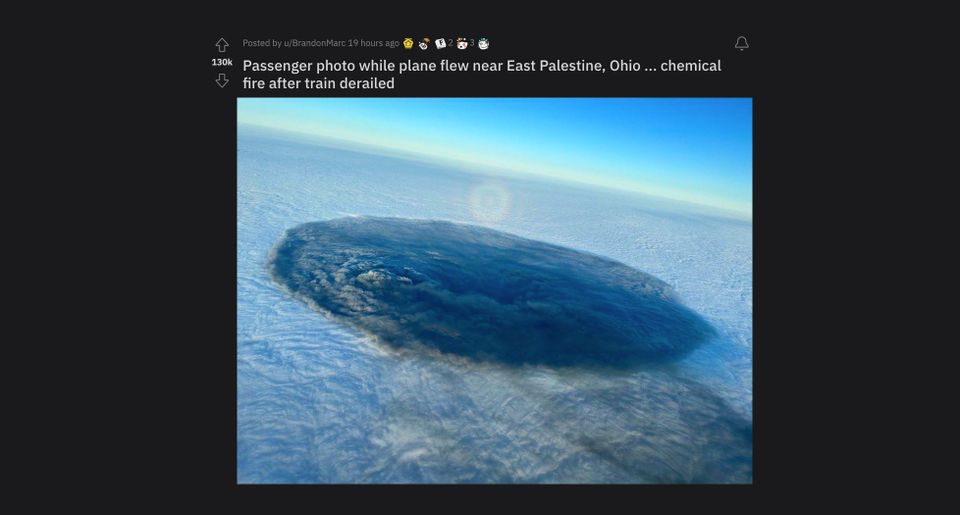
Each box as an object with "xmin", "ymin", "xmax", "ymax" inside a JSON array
[{"xmin": 735, "ymin": 36, "xmax": 749, "ymax": 50}]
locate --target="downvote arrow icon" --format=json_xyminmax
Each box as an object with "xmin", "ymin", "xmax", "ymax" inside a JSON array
[
  {"xmin": 216, "ymin": 73, "xmax": 229, "ymax": 88},
  {"xmin": 215, "ymin": 38, "xmax": 229, "ymax": 52}
]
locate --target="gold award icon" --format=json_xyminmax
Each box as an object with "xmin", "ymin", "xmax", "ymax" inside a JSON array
[{"xmin": 403, "ymin": 38, "xmax": 414, "ymax": 50}]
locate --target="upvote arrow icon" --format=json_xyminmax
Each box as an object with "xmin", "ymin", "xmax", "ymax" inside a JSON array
[
  {"xmin": 216, "ymin": 73, "xmax": 229, "ymax": 88},
  {"xmin": 215, "ymin": 38, "xmax": 229, "ymax": 52}
]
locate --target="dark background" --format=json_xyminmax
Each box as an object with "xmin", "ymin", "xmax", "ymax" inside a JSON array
[{"xmin": 97, "ymin": 21, "xmax": 859, "ymax": 509}]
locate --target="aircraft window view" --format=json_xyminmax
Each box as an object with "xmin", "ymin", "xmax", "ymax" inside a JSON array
[{"xmin": 237, "ymin": 98, "xmax": 753, "ymax": 483}]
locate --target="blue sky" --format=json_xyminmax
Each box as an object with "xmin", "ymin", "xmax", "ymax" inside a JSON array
[{"xmin": 238, "ymin": 98, "xmax": 752, "ymax": 215}]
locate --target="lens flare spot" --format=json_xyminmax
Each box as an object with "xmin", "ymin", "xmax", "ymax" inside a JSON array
[{"xmin": 468, "ymin": 183, "xmax": 511, "ymax": 224}]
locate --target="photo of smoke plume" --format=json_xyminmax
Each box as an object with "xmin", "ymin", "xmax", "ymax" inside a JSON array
[{"xmin": 237, "ymin": 98, "xmax": 753, "ymax": 483}]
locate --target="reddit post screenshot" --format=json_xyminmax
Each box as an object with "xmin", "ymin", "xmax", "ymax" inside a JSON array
[{"xmin": 195, "ymin": 26, "xmax": 764, "ymax": 496}]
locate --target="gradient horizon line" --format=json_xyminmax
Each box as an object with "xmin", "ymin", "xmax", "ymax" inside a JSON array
[{"xmin": 238, "ymin": 120, "xmax": 753, "ymax": 220}]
